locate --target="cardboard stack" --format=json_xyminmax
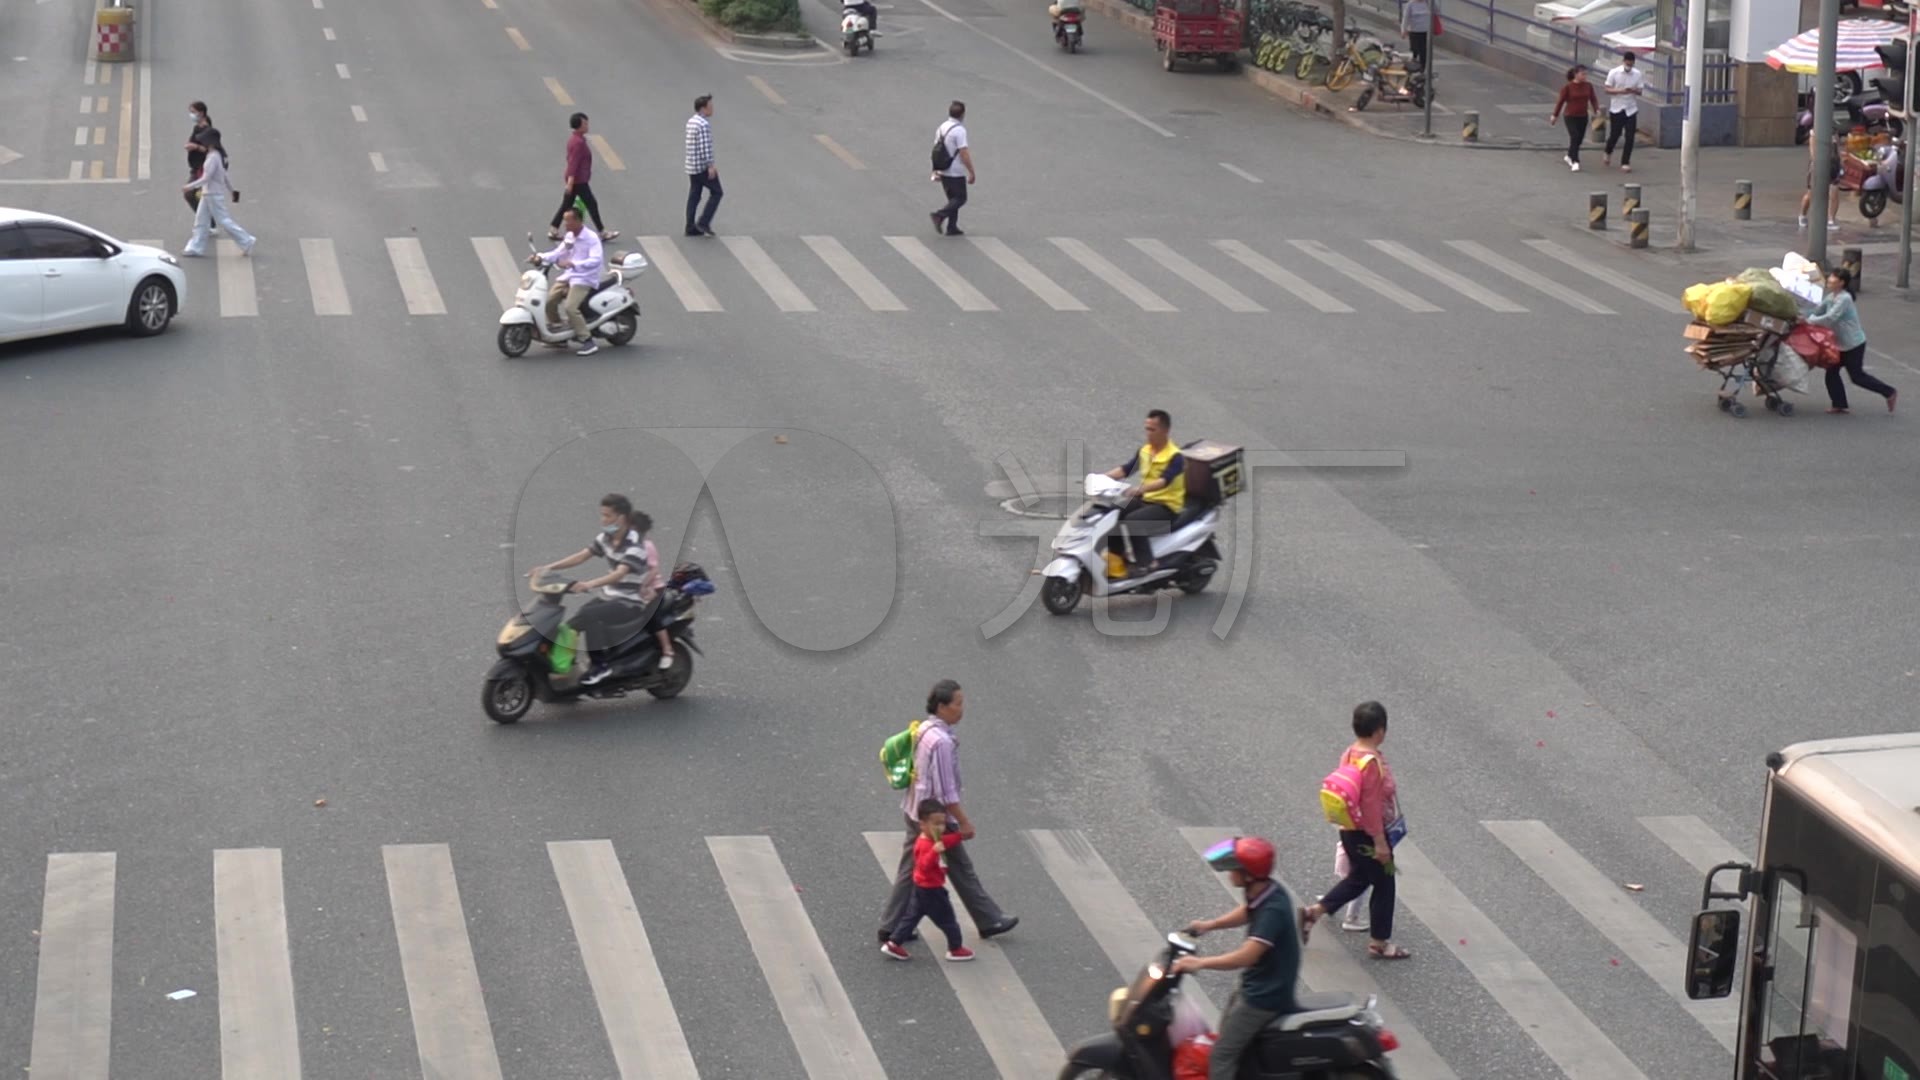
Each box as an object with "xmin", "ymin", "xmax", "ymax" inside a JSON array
[{"xmin": 1683, "ymin": 319, "xmax": 1768, "ymax": 369}]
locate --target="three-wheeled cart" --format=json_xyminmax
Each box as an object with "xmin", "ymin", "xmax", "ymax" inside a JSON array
[{"xmin": 1154, "ymin": 0, "xmax": 1242, "ymax": 71}]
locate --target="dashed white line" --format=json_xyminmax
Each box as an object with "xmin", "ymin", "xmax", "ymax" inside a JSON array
[
  {"xmin": 73, "ymin": 126, "xmax": 87, "ymax": 146},
  {"xmin": 1219, "ymin": 162, "xmax": 1262, "ymax": 183},
  {"xmin": 323, "ymin": 26, "xmax": 336, "ymax": 41},
  {"xmin": 335, "ymin": 63, "xmax": 351, "ymax": 79},
  {"xmin": 369, "ymin": 152, "xmax": 388, "ymax": 173},
  {"xmin": 351, "ymin": 105, "xmax": 367, "ymax": 122}
]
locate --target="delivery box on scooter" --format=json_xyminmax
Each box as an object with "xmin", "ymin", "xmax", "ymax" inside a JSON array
[{"xmin": 1180, "ymin": 439, "xmax": 1243, "ymax": 503}]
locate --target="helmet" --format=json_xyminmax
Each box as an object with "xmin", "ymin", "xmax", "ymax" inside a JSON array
[{"xmin": 1203, "ymin": 836, "xmax": 1275, "ymax": 881}]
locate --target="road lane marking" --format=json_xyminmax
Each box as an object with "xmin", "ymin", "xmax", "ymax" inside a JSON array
[
  {"xmin": 97, "ymin": 95, "xmax": 109, "ymax": 113},
  {"xmin": 1176, "ymin": 827, "xmax": 1456, "ymax": 1080},
  {"xmin": 722, "ymin": 236, "xmax": 815, "ymax": 311},
  {"xmin": 28, "ymin": 853, "xmax": 115, "ymax": 1080},
  {"xmin": 505, "ymin": 27, "xmax": 531, "ymax": 50},
  {"xmin": 862, "ymin": 832, "xmax": 1062, "ymax": 1076},
  {"xmin": 85, "ymin": 60, "xmax": 96, "ymax": 85},
  {"xmin": 1485, "ymin": 820, "xmax": 1738, "ymax": 1051},
  {"xmin": 1210, "ymin": 240, "xmax": 1352, "ymax": 312},
  {"xmin": 588, "ymin": 134, "xmax": 623, "ymax": 171},
  {"xmin": 1129, "ymin": 238, "xmax": 1264, "ymax": 311},
  {"xmin": 218, "ymin": 239, "xmax": 258, "ymax": 317},
  {"xmin": 1026, "ymin": 829, "xmax": 1216, "ymax": 1023},
  {"xmin": 1445, "ymin": 240, "xmax": 1614, "ymax": 314},
  {"xmin": 543, "ymin": 77, "xmax": 573, "ymax": 106},
  {"xmin": 971, "ymin": 236, "xmax": 1085, "ymax": 310},
  {"xmin": 92, "ymin": 127, "xmax": 105, "ymax": 146},
  {"xmin": 68, "ymin": 161, "xmax": 83, "ymax": 180},
  {"xmin": 351, "ymin": 105, "xmax": 367, "ymax": 122},
  {"xmin": 1638, "ymin": 816, "xmax": 1744, "ymax": 874},
  {"xmin": 368, "ymin": 152, "xmax": 387, "ymax": 173},
  {"xmin": 336, "ymin": 63, "xmax": 351, "ymax": 79},
  {"xmin": 917, "ymin": 0, "xmax": 1176, "ymax": 137},
  {"xmin": 300, "ymin": 239, "xmax": 352, "ymax": 316},
  {"xmin": 134, "ymin": 0, "xmax": 151, "ymax": 172},
  {"xmin": 802, "ymin": 235, "xmax": 903, "ymax": 310},
  {"xmin": 1524, "ymin": 239, "xmax": 1676, "ymax": 310},
  {"xmin": 313, "ymin": 0, "xmax": 323, "ymax": 8},
  {"xmin": 323, "ymin": 26, "xmax": 336, "ymax": 40},
  {"xmin": 1289, "ymin": 239, "xmax": 1441, "ymax": 312},
  {"xmin": 1220, "ymin": 162, "xmax": 1262, "ymax": 183},
  {"xmin": 89, "ymin": 161, "xmax": 104, "ymax": 180},
  {"xmin": 747, "ymin": 74, "xmax": 785, "ymax": 104},
  {"xmin": 813, "ymin": 133, "xmax": 865, "ymax": 170},
  {"xmin": 74, "ymin": 126, "xmax": 87, "ymax": 146},
  {"xmin": 1049, "ymin": 237, "xmax": 1175, "ymax": 311},
  {"xmin": 1367, "ymin": 239, "xmax": 1526, "ymax": 312},
  {"xmin": 79, "ymin": 95, "xmax": 91, "ymax": 113},
  {"xmin": 385, "ymin": 238, "xmax": 448, "ymax": 316},
  {"xmin": 707, "ymin": 837, "xmax": 887, "ymax": 1080},
  {"xmin": 886, "ymin": 235, "xmax": 995, "ymax": 310},
  {"xmin": 383, "ymin": 845, "xmax": 503, "ymax": 1080},
  {"xmin": 637, "ymin": 237, "xmax": 722, "ymax": 311},
  {"xmin": 471, "ymin": 236, "xmax": 523, "ymax": 309},
  {"xmin": 213, "ymin": 850, "xmax": 303, "ymax": 1080},
  {"xmin": 548, "ymin": 841, "xmax": 700, "ymax": 1080},
  {"xmin": 482, "ymin": 0, "xmax": 498, "ymax": 7},
  {"xmin": 1394, "ymin": 839, "xmax": 1648, "ymax": 1080}
]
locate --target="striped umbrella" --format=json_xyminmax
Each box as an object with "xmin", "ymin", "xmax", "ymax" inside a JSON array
[{"xmin": 1765, "ymin": 18, "xmax": 1904, "ymax": 74}]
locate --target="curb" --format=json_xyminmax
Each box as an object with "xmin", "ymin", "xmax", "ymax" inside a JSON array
[
  {"xmin": 1081, "ymin": 0, "xmax": 1554, "ymax": 151},
  {"xmin": 676, "ymin": 0, "xmax": 815, "ymax": 48}
]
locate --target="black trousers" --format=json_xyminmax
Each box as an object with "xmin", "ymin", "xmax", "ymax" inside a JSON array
[
  {"xmin": 890, "ymin": 884, "xmax": 963, "ymax": 949},
  {"xmin": 552, "ymin": 181, "xmax": 605, "ymax": 231},
  {"xmin": 185, "ymin": 164, "xmax": 203, "ymax": 213},
  {"xmin": 850, "ymin": 1, "xmax": 877, "ymax": 28},
  {"xmin": 1827, "ymin": 343, "xmax": 1896, "ymax": 409},
  {"xmin": 1107, "ymin": 499, "xmax": 1176, "ymax": 566},
  {"xmin": 1564, "ymin": 116, "xmax": 1589, "ymax": 163},
  {"xmin": 934, "ymin": 175, "xmax": 968, "ymax": 232},
  {"xmin": 569, "ymin": 597, "xmax": 653, "ymax": 658},
  {"xmin": 1407, "ymin": 31, "xmax": 1427, "ymax": 68},
  {"xmin": 686, "ymin": 172, "xmax": 722, "ymax": 231},
  {"xmin": 1604, "ymin": 110, "xmax": 1637, "ymax": 164},
  {"xmin": 1319, "ymin": 830, "xmax": 1397, "ymax": 941},
  {"xmin": 879, "ymin": 817, "xmax": 1007, "ymax": 936}
]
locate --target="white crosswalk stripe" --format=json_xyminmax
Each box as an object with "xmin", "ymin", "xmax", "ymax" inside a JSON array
[
  {"xmin": 803, "ymin": 235, "xmax": 906, "ymax": 311},
  {"xmin": 217, "ymin": 239, "xmax": 257, "ymax": 317},
  {"xmin": 1525, "ymin": 239, "xmax": 1679, "ymax": 310},
  {"xmin": 862, "ymin": 832, "xmax": 1063, "ymax": 1078},
  {"xmin": 1366, "ymin": 239, "xmax": 1528, "ymax": 312},
  {"xmin": 1129, "ymin": 238, "xmax": 1266, "ymax": 312},
  {"xmin": 299, "ymin": 239, "xmax": 351, "ymax": 316},
  {"xmin": 1289, "ymin": 239, "xmax": 1442, "ymax": 312},
  {"xmin": 16, "ymin": 817, "xmax": 1745, "ymax": 1078},
  {"xmin": 471, "ymin": 236, "xmax": 523, "ymax": 311},
  {"xmin": 637, "ymin": 236, "xmax": 723, "ymax": 312},
  {"xmin": 1210, "ymin": 240, "xmax": 1353, "ymax": 313},
  {"xmin": 723, "ymin": 236, "xmax": 816, "ymax": 312},
  {"xmin": 970, "ymin": 236, "xmax": 1087, "ymax": 311},
  {"xmin": 1050, "ymin": 236, "xmax": 1177, "ymax": 311},
  {"xmin": 385, "ymin": 238, "xmax": 447, "ymax": 317},
  {"xmin": 1446, "ymin": 240, "xmax": 1616, "ymax": 314},
  {"xmin": 887, "ymin": 235, "xmax": 997, "ymax": 311}
]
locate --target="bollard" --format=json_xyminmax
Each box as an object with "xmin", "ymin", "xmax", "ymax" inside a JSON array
[
  {"xmin": 1591, "ymin": 115, "xmax": 1607, "ymax": 144},
  {"xmin": 93, "ymin": 4, "xmax": 135, "ymax": 63},
  {"xmin": 1628, "ymin": 208, "xmax": 1649, "ymax": 249},
  {"xmin": 1734, "ymin": 179, "xmax": 1752, "ymax": 220},
  {"xmin": 1622, "ymin": 183, "xmax": 1642, "ymax": 219},
  {"xmin": 1842, "ymin": 246, "xmax": 1862, "ymax": 293},
  {"xmin": 1462, "ymin": 110, "xmax": 1480, "ymax": 143},
  {"xmin": 1589, "ymin": 192, "xmax": 1607, "ymax": 230}
]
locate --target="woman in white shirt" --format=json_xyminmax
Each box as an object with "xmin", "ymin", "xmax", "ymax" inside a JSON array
[{"xmin": 182, "ymin": 130, "xmax": 255, "ymax": 257}]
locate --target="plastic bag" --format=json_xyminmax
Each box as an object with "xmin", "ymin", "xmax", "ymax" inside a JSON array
[
  {"xmin": 1736, "ymin": 269, "xmax": 1801, "ymax": 321},
  {"xmin": 1173, "ymin": 1033, "xmax": 1216, "ymax": 1080},
  {"xmin": 1788, "ymin": 324, "xmax": 1842, "ymax": 368},
  {"xmin": 1682, "ymin": 281, "xmax": 1752, "ymax": 324},
  {"xmin": 1763, "ymin": 346, "xmax": 1812, "ymax": 394},
  {"xmin": 1168, "ymin": 990, "xmax": 1211, "ymax": 1048}
]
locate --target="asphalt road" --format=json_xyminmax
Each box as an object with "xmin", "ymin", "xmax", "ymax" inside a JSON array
[{"xmin": 1, "ymin": 0, "xmax": 1913, "ymax": 1077}]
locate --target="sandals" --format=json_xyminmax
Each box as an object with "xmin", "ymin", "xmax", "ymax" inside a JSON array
[{"xmin": 1368, "ymin": 942, "xmax": 1413, "ymax": 960}]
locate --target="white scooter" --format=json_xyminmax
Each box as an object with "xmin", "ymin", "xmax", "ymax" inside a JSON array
[
  {"xmin": 1039, "ymin": 460, "xmax": 1235, "ymax": 616},
  {"xmin": 841, "ymin": 4, "xmax": 874, "ymax": 54},
  {"xmin": 496, "ymin": 233, "xmax": 647, "ymax": 358}
]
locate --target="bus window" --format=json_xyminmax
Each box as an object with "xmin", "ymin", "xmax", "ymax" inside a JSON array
[
  {"xmin": 1858, "ymin": 875, "xmax": 1920, "ymax": 1080},
  {"xmin": 1759, "ymin": 876, "xmax": 1853, "ymax": 1078}
]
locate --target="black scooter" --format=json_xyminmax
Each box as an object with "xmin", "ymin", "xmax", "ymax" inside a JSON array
[
  {"xmin": 482, "ymin": 565, "xmax": 709, "ymax": 723},
  {"xmin": 1059, "ymin": 931, "xmax": 1400, "ymax": 1079}
]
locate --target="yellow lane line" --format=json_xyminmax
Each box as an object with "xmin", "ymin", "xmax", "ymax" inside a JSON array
[
  {"xmin": 814, "ymin": 134, "xmax": 865, "ymax": 170},
  {"xmin": 588, "ymin": 134, "xmax": 623, "ymax": 171},
  {"xmin": 505, "ymin": 27, "xmax": 531, "ymax": 50},
  {"xmin": 746, "ymin": 75, "xmax": 785, "ymax": 105},
  {"xmin": 543, "ymin": 77, "xmax": 573, "ymax": 106}
]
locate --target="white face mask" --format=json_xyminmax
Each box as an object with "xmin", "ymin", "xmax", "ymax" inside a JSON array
[{"xmin": 189, "ymin": 112, "xmax": 202, "ymax": 123}]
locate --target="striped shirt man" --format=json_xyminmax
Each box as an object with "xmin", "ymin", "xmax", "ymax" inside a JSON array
[
  {"xmin": 684, "ymin": 96, "xmax": 721, "ymax": 236},
  {"xmin": 901, "ymin": 717, "xmax": 962, "ymax": 820},
  {"xmin": 685, "ymin": 111, "xmax": 713, "ymax": 175}
]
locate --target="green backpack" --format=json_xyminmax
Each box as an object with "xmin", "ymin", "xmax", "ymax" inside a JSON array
[{"xmin": 880, "ymin": 720, "xmax": 924, "ymax": 790}]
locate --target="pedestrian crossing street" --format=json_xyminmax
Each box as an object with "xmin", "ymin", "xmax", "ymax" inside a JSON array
[
  {"xmin": 140, "ymin": 232, "xmax": 1683, "ymax": 323},
  {"xmin": 18, "ymin": 814, "xmax": 1747, "ymax": 1079}
]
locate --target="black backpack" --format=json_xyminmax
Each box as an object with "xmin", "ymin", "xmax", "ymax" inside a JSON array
[{"xmin": 931, "ymin": 122, "xmax": 955, "ymax": 172}]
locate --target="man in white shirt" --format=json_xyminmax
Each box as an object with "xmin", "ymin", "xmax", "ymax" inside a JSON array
[
  {"xmin": 929, "ymin": 100, "xmax": 976, "ymax": 237},
  {"xmin": 1602, "ymin": 50, "xmax": 1646, "ymax": 173}
]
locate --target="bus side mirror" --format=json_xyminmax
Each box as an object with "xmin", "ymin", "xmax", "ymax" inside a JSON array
[{"xmin": 1685, "ymin": 908, "xmax": 1741, "ymax": 1000}]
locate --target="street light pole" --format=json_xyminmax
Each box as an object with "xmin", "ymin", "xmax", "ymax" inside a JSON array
[
  {"xmin": 1808, "ymin": 0, "xmax": 1841, "ymax": 266},
  {"xmin": 1900, "ymin": 6, "xmax": 1917, "ymax": 288},
  {"xmin": 1678, "ymin": 0, "xmax": 1706, "ymax": 250}
]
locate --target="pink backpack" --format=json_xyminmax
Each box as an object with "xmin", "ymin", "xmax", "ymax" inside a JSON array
[{"xmin": 1319, "ymin": 752, "xmax": 1375, "ymax": 831}]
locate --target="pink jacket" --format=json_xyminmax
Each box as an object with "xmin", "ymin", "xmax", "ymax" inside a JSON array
[{"xmin": 1342, "ymin": 744, "xmax": 1398, "ymax": 852}]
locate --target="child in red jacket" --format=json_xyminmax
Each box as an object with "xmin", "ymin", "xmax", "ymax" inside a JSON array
[{"xmin": 881, "ymin": 799, "xmax": 975, "ymax": 962}]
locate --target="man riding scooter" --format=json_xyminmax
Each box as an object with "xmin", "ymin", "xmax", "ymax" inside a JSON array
[
  {"xmin": 1104, "ymin": 408, "xmax": 1186, "ymax": 578},
  {"xmin": 1176, "ymin": 837, "xmax": 1311, "ymax": 1080},
  {"xmin": 529, "ymin": 207, "xmax": 605, "ymax": 356}
]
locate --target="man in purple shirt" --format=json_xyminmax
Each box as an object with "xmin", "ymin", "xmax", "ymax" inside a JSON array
[
  {"xmin": 549, "ymin": 113, "xmax": 618, "ymax": 242},
  {"xmin": 877, "ymin": 679, "xmax": 1019, "ymax": 943},
  {"xmin": 531, "ymin": 208, "xmax": 606, "ymax": 355}
]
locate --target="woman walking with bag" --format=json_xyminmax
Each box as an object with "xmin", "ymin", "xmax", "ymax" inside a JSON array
[
  {"xmin": 1808, "ymin": 267, "xmax": 1897, "ymax": 415},
  {"xmin": 1548, "ymin": 65, "xmax": 1597, "ymax": 173},
  {"xmin": 1304, "ymin": 701, "xmax": 1411, "ymax": 960},
  {"xmin": 181, "ymin": 130, "xmax": 255, "ymax": 257}
]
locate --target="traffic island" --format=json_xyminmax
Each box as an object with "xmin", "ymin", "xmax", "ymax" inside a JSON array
[{"xmin": 677, "ymin": 0, "xmax": 814, "ymax": 48}]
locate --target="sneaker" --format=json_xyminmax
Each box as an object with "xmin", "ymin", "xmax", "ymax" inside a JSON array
[
  {"xmin": 548, "ymin": 228, "xmax": 563, "ymax": 241},
  {"xmin": 880, "ymin": 941, "xmax": 911, "ymax": 961},
  {"xmin": 1570, "ymin": 161, "xmax": 1581, "ymax": 172},
  {"xmin": 580, "ymin": 663, "xmax": 613, "ymax": 686},
  {"xmin": 929, "ymin": 211, "xmax": 944, "ymax": 234},
  {"xmin": 658, "ymin": 653, "xmax": 674, "ymax": 670},
  {"xmin": 945, "ymin": 947, "xmax": 975, "ymax": 962},
  {"xmin": 945, "ymin": 228, "xmax": 965, "ymax": 236},
  {"xmin": 1827, "ymin": 220, "xmax": 1840, "ymax": 229},
  {"xmin": 1341, "ymin": 917, "xmax": 1372, "ymax": 932},
  {"xmin": 978, "ymin": 916, "xmax": 1019, "ymax": 939},
  {"xmin": 1602, "ymin": 155, "xmax": 1611, "ymax": 167},
  {"xmin": 1798, "ymin": 215, "xmax": 1809, "ymax": 228},
  {"xmin": 603, "ymin": 229, "xmax": 621, "ymax": 241},
  {"xmin": 575, "ymin": 340, "xmax": 600, "ymax": 356},
  {"xmin": 1621, "ymin": 164, "xmax": 1632, "ymax": 173},
  {"xmin": 1563, "ymin": 155, "xmax": 1574, "ymax": 169}
]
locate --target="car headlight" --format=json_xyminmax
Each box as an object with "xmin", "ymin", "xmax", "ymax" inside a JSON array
[{"xmin": 159, "ymin": 254, "xmax": 180, "ymax": 267}]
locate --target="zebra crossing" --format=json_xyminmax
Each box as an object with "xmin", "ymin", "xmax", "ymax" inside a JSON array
[
  {"xmin": 18, "ymin": 815, "xmax": 1742, "ymax": 1079},
  {"xmin": 138, "ymin": 231, "xmax": 1684, "ymax": 324}
]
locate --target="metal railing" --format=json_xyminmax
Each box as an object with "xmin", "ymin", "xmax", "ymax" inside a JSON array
[{"xmin": 1422, "ymin": 0, "xmax": 1737, "ymax": 104}]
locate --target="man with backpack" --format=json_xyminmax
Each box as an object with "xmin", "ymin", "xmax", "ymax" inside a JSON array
[
  {"xmin": 928, "ymin": 101, "xmax": 975, "ymax": 237},
  {"xmin": 876, "ymin": 679, "xmax": 1018, "ymax": 944}
]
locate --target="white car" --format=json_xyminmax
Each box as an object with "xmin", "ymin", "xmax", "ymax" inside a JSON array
[
  {"xmin": 0, "ymin": 208, "xmax": 185, "ymax": 345},
  {"xmin": 1526, "ymin": 0, "xmax": 1615, "ymax": 51},
  {"xmin": 1600, "ymin": 23, "xmax": 1653, "ymax": 52},
  {"xmin": 1533, "ymin": 0, "xmax": 1613, "ymax": 23}
]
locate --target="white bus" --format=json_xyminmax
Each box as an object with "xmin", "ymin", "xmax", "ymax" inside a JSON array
[{"xmin": 1686, "ymin": 733, "xmax": 1920, "ymax": 1080}]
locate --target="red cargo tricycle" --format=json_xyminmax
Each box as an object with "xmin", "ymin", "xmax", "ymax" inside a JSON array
[{"xmin": 1154, "ymin": 0, "xmax": 1243, "ymax": 71}]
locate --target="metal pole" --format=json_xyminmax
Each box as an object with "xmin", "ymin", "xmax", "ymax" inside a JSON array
[
  {"xmin": 1808, "ymin": 0, "xmax": 1841, "ymax": 266},
  {"xmin": 1422, "ymin": 38, "xmax": 1434, "ymax": 138},
  {"xmin": 1677, "ymin": 0, "xmax": 1706, "ymax": 250},
  {"xmin": 1900, "ymin": 5, "xmax": 1917, "ymax": 288}
]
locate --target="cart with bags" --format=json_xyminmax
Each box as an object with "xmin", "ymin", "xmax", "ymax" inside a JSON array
[{"xmin": 1679, "ymin": 255, "xmax": 1832, "ymax": 419}]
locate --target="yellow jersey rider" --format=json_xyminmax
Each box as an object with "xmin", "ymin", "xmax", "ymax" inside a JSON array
[{"xmin": 1103, "ymin": 408, "xmax": 1185, "ymax": 576}]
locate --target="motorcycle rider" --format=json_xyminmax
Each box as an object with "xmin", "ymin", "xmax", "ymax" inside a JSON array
[
  {"xmin": 1102, "ymin": 408, "xmax": 1186, "ymax": 576},
  {"xmin": 525, "ymin": 494, "xmax": 663, "ymax": 686},
  {"xmin": 845, "ymin": 0, "xmax": 879, "ymax": 33},
  {"xmin": 1173, "ymin": 836, "xmax": 1309, "ymax": 1080},
  {"xmin": 1048, "ymin": 0, "xmax": 1083, "ymax": 36},
  {"xmin": 530, "ymin": 207, "xmax": 606, "ymax": 356}
]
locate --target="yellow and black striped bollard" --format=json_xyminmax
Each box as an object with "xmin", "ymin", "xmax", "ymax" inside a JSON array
[
  {"xmin": 1622, "ymin": 183, "xmax": 1641, "ymax": 219},
  {"xmin": 1628, "ymin": 208, "xmax": 1649, "ymax": 249},
  {"xmin": 1734, "ymin": 179, "xmax": 1752, "ymax": 220},
  {"xmin": 1842, "ymin": 247, "xmax": 1862, "ymax": 293},
  {"xmin": 1589, "ymin": 192, "xmax": 1607, "ymax": 230},
  {"xmin": 1462, "ymin": 110, "xmax": 1479, "ymax": 143}
]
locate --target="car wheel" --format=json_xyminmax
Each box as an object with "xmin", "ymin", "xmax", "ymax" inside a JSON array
[{"xmin": 126, "ymin": 277, "xmax": 176, "ymax": 337}]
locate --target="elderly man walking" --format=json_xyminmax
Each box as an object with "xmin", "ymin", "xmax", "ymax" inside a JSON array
[
  {"xmin": 531, "ymin": 207, "xmax": 605, "ymax": 355},
  {"xmin": 877, "ymin": 679, "xmax": 1019, "ymax": 944}
]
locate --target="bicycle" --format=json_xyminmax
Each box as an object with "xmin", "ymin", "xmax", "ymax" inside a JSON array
[
  {"xmin": 1291, "ymin": 15, "xmax": 1330, "ymax": 79},
  {"xmin": 1326, "ymin": 33, "xmax": 1384, "ymax": 90}
]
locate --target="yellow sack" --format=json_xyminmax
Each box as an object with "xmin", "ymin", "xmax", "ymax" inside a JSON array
[
  {"xmin": 1682, "ymin": 283, "xmax": 1714, "ymax": 319},
  {"xmin": 1702, "ymin": 281, "xmax": 1751, "ymax": 324}
]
